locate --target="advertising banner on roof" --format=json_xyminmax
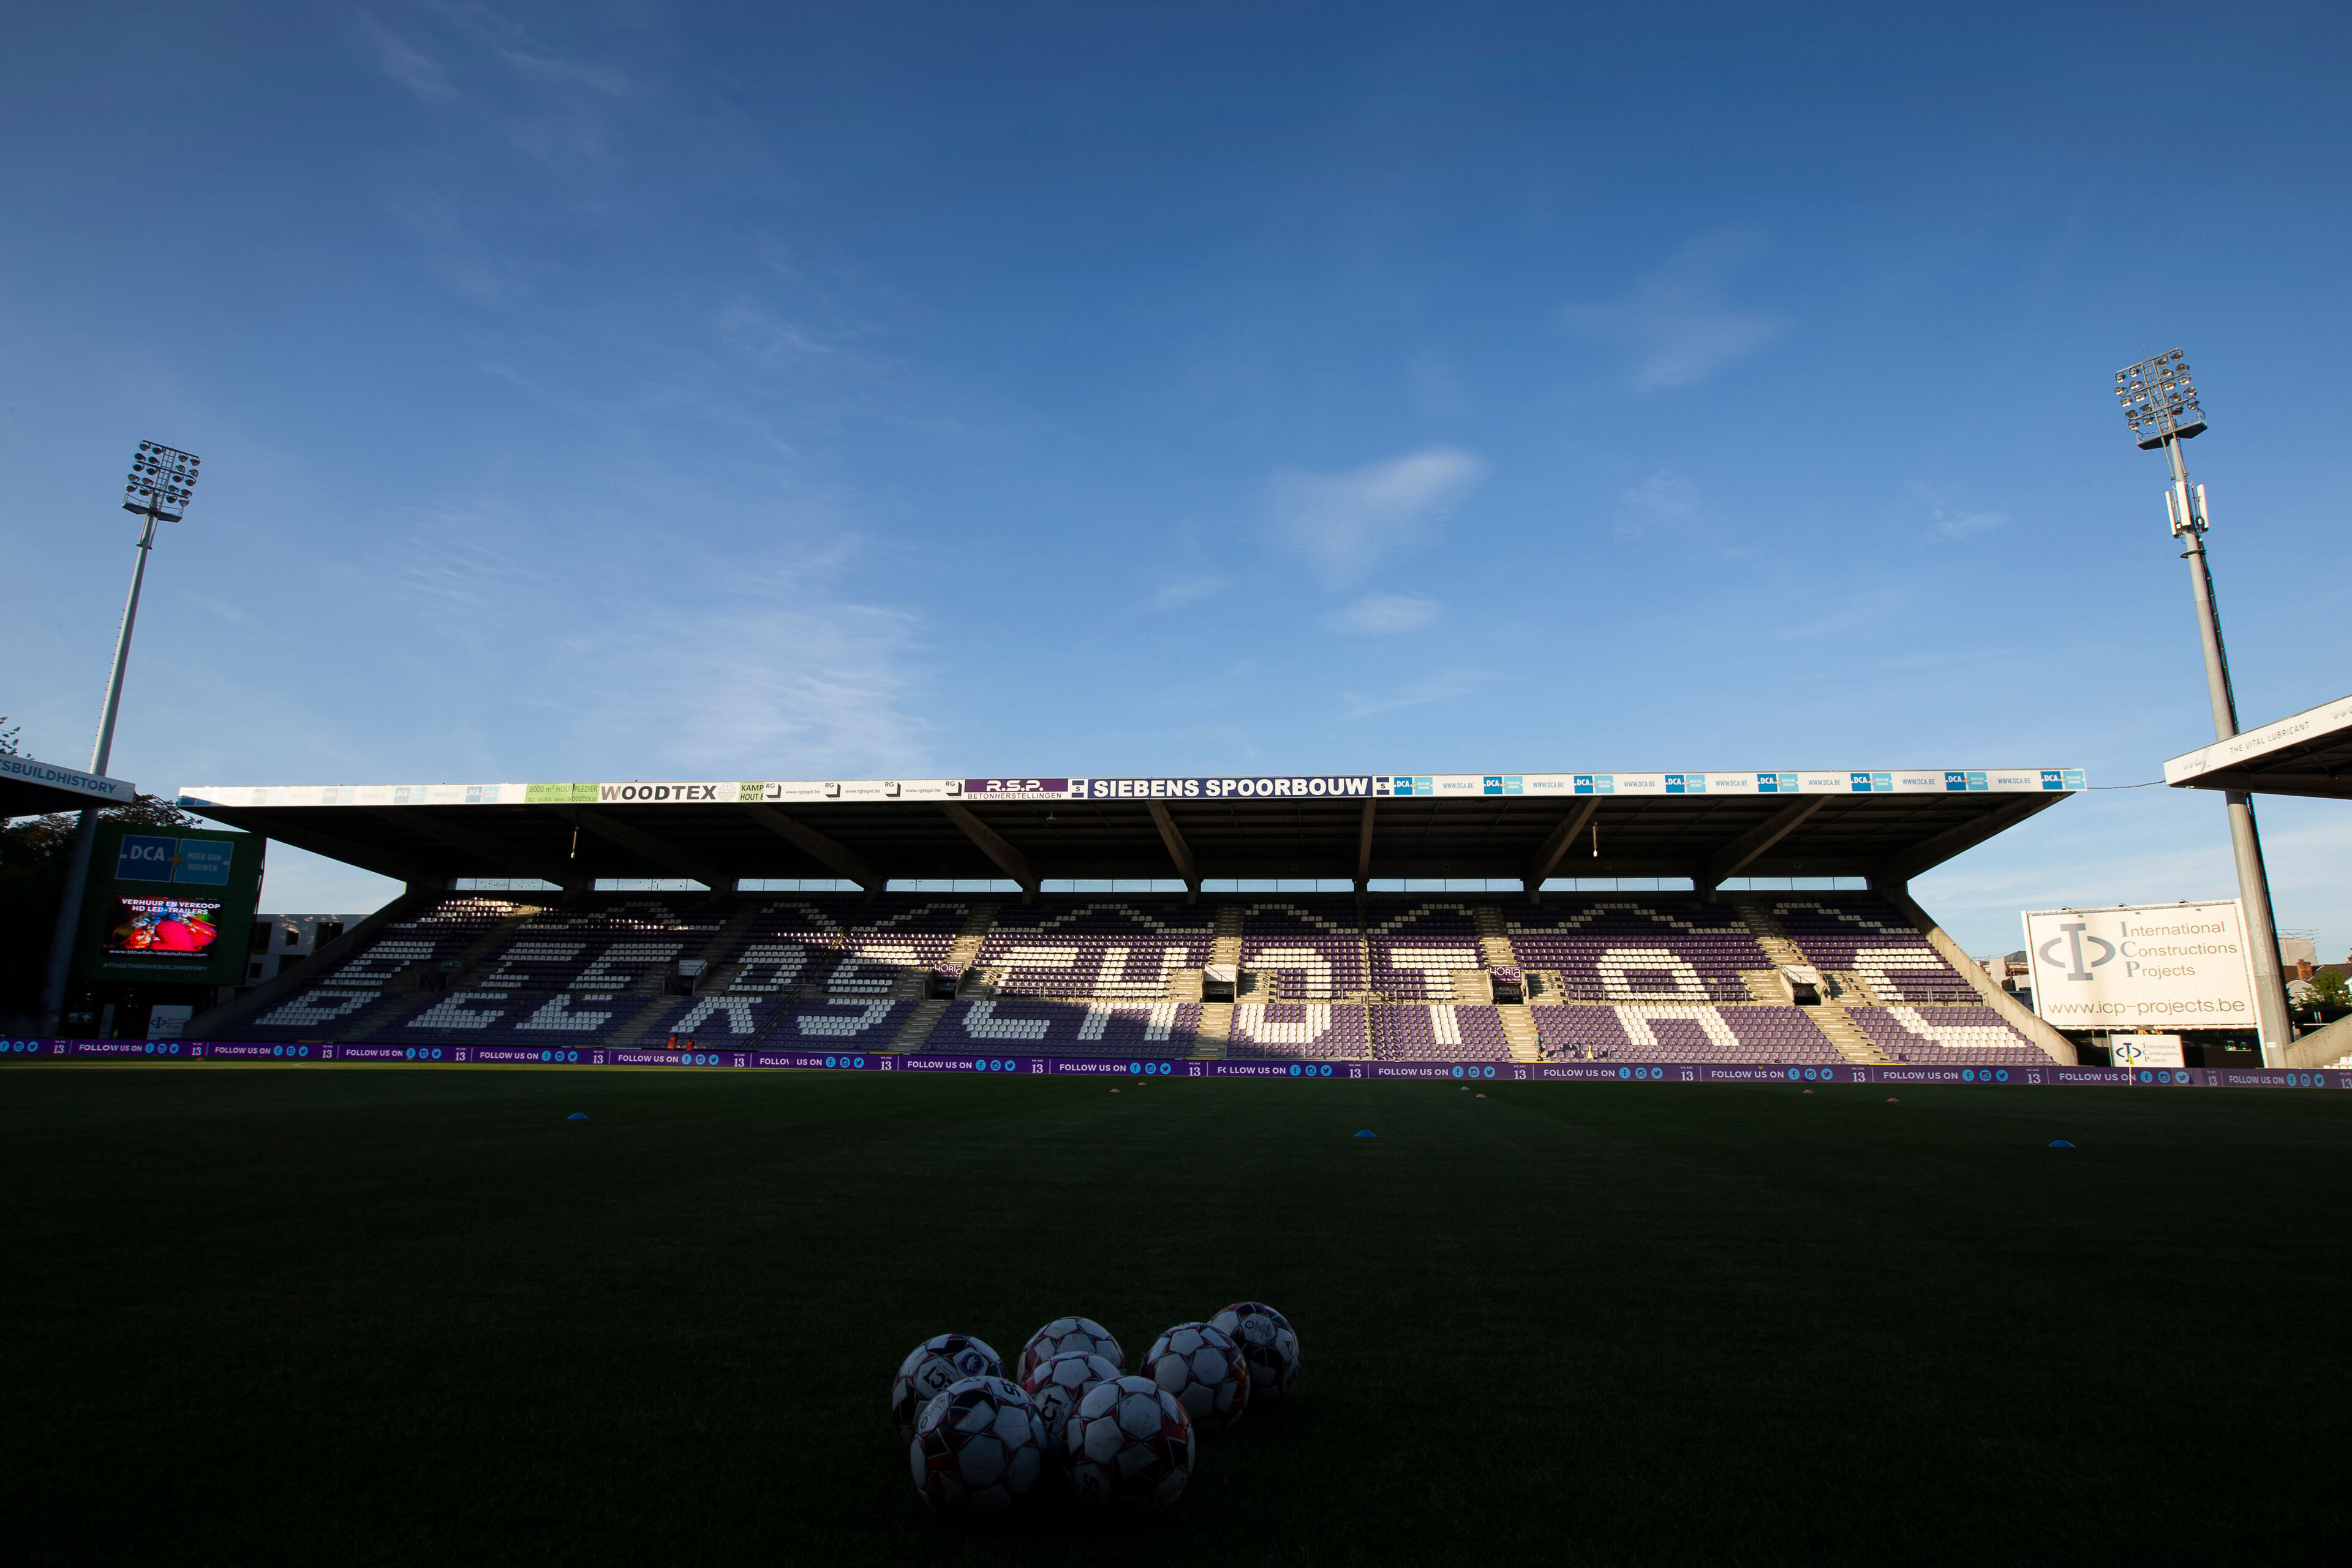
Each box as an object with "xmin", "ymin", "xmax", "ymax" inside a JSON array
[
  {"xmin": 0, "ymin": 753, "xmax": 137, "ymax": 805},
  {"xmin": 2165, "ymin": 690, "xmax": 2352, "ymax": 784},
  {"xmin": 176, "ymin": 767, "xmax": 2087, "ymax": 810},
  {"xmin": 1071, "ymin": 777, "xmax": 1381, "ymax": 801},
  {"xmin": 2021, "ymin": 900, "xmax": 2256, "ymax": 1031}
]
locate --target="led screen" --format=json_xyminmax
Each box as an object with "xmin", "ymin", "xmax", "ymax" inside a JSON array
[{"xmin": 105, "ymin": 895, "xmax": 224, "ymax": 957}]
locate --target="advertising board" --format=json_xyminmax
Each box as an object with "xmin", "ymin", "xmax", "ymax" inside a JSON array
[
  {"xmin": 2021, "ymin": 900, "xmax": 2255, "ymax": 1032},
  {"xmin": 178, "ymin": 769, "xmax": 2090, "ymax": 809},
  {"xmin": 72, "ymin": 823, "xmax": 265, "ymax": 987}
]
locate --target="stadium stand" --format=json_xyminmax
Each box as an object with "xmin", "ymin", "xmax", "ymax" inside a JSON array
[
  {"xmin": 1529, "ymin": 1003, "xmax": 1847, "ymax": 1065},
  {"xmin": 976, "ymin": 899, "xmax": 1215, "ymax": 998},
  {"xmin": 928, "ymin": 998, "xmax": 1203, "ymax": 1056},
  {"xmin": 1240, "ymin": 899, "xmax": 1366, "ymax": 1000},
  {"xmin": 1365, "ymin": 900, "xmax": 1489, "ymax": 1000},
  {"xmin": 1503, "ymin": 900, "xmax": 1766, "ymax": 1002},
  {"xmin": 1768, "ymin": 898, "xmax": 1981, "ymax": 1002},
  {"xmin": 1228, "ymin": 1001, "xmax": 1367, "ymax": 1059},
  {"xmin": 1847, "ymin": 1005, "xmax": 2048, "ymax": 1066},
  {"xmin": 222, "ymin": 889, "xmax": 2060, "ymax": 1067},
  {"xmin": 1371, "ymin": 1003, "xmax": 1512, "ymax": 1060}
]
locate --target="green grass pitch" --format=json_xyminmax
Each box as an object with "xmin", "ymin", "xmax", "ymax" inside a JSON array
[{"xmin": 2, "ymin": 1066, "xmax": 2347, "ymax": 1564}]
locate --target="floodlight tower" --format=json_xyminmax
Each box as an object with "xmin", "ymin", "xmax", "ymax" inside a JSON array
[
  {"xmin": 38, "ymin": 442, "xmax": 203, "ymax": 1036},
  {"xmin": 2114, "ymin": 352, "xmax": 2293, "ymax": 1065}
]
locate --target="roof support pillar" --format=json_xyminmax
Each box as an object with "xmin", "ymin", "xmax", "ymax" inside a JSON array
[
  {"xmin": 1146, "ymin": 801, "xmax": 1200, "ymax": 899},
  {"xmin": 941, "ymin": 802, "xmax": 1039, "ymax": 900},
  {"xmin": 739, "ymin": 804, "xmax": 883, "ymax": 892},
  {"xmin": 1354, "ymin": 801, "xmax": 1376, "ymax": 895},
  {"xmin": 1702, "ymin": 796, "xmax": 1830, "ymax": 895},
  {"xmin": 1522, "ymin": 797, "xmax": 1602, "ymax": 904}
]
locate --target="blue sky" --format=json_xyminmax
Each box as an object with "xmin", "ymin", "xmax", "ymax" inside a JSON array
[{"xmin": 4, "ymin": 2, "xmax": 2349, "ymax": 956}]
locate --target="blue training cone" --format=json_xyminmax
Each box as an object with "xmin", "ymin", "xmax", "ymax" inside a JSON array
[
  {"xmin": 1354, "ymin": 1129, "xmax": 1376, "ymax": 1139},
  {"xmin": 2048, "ymin": 1139, "xmax": 2073, "ymax": 1148},
  {"xmin": 568, "ymin": 1112, "xmax": 587, "ymax": 1120}
]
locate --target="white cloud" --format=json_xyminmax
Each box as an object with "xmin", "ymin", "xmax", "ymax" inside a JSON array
[
  {"xmin": 1150, "ymin": 574, "xmax": 1227, "ymax": 611},
  {"xmin": 1267, "ymin": 447, "xmax": 1488, "ymax": 587},
  {"xmin": 1775, "ymin": 588, "xmax": 1906, "ymax": 641},
  {"xmin": 386, "ymin": 195, "xmax": 537, "ymax": 306},
  {"xmin": 1616, "ymin": 472, "xmax": 1698, "ymax": 536},
  {"xmin": 1913, "ymin": 480, "xmax": 2009, "ymax": 540},
  {"xmin": 717, "ymin": 295, "xmax": 837, "ymax": 363},
  {"xmin": 1324, "ymin": 594, "xmax": 1441, "ymax": 635},
  {"xmin": 1562, "ymin": 232, "xmax": 1789, "ymax": 392},
  {"xmin": 1341, "ymin": 668, "xmax": 1492, "ymax": 719},
  {"xmin": 377, "ymin": 505, "xmax": 932, "ymax": 778},
  {"xmin": 358, "ymin": 12, "xmax": 455, "ymax": 98},
  {"xmin": 590, "ymin": 593, "xmax": 932, "ymax": 778}
]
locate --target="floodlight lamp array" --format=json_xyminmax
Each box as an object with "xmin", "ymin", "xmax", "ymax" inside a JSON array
[
  {"xmin": 123, "ymin": 440, "xmax": 201, "ymax": 520},
  {"xmin": 2114, "ymin": 349, "xmax": 2206, "ymax": 450}
]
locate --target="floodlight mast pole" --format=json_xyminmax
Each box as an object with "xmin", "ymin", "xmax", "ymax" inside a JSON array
[
  {"xmin": 2116, "ymin": 353, "xmax": 2293, "ymax": 1066},
  {"xmin": 37, "ymin": 444, "xmax": 200, "ymax": 1036}
]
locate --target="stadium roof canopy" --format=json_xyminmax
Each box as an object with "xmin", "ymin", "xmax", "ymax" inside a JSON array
[
  {"xmin": 176, "ymin": 768, "xmax": 2084, "ymax": 896},
  {"xmin": 2165, "ymin": 692, "xmax": 2352, "ymax": 802},
  {"xmin": 2, "ymin": 753, "xmax": 138, "ymax": 819}
]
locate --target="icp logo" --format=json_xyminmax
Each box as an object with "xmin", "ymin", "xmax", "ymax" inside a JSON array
[{"xmin": 2039, "ymin": 921, "xmax": 2116, "ymax": 982}]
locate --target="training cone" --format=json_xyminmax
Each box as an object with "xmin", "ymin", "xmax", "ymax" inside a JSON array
[
  {"xmin": 567, "ymin": 1112, "xmax": 587, "ymax": 1120},
  {"xmin": 1355, "ymin": 1129, "xmax": 1376, "ymax": 1139},
  {"xmin": 2048, "ymin": 1139, "xmax": 2075, "ymax": 1148}
]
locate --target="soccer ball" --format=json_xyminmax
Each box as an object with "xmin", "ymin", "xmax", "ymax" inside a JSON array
[
  {"xmin": 1021, "ymin": 1350, "xmax": 1121, "ymax": 1457},
  {"xmin": 1063, "ymin": 1374, "xmax": 1195, "ymax": 1513},
  {"xmin": 1016, "ymin": 1315, "xmax": 1123, "ymax": 1381},
  {"xmin": 1142, "ymin": 1321, "xmax": 1250, "ymax": 1435},
  {"xmin": 910, "ymin": 1375, "xmax": 1046, "ymax": 1516},
  {"xmin": 1210, "ymin": 1300, "xmax": 1300, "ymax": 1406},
  {"xmin": 891, "ymin": 1333, "xmax": 1004, "ymax": 1442}
]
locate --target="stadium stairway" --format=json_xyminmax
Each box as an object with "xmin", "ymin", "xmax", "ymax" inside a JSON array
[
  {"xmin": 1192, "ymin": 1001, "xmax": 1232, "ymax": 1058},
  {"xmin": 1494, "ymin": 1001, "xmax": 1542, "ymax": 1061},
  {"xmin": 331, "ymin": 903, "xmax": 548, "ymax": 1044},
  {"xmin": 888, "ymin": 998, "xmax": 951, "ymax": 1052},
  {"xmin": 870, "ymin": 908, "xmax": 998, "ymax": 1055},
  {"xmin": 604, "ymin": 900, "xmax": 774, "ymax": 1049},
  {"xmin": 1209, "ymin": 905, "xmax": 1245, "ymax": 970},
  {"xmin": 1729, "ymin": 899, "xmax": 1807, "ymax": 969},
  {"xmin": 1807, "ymin": 1001, "xmax": 1893, "ymax": 1066},
  {"xmin": 1824, "ymin": 969, "xmax": 1885, "ymax": 1006},
  {"xmin": 943, "ymin": 905, "xmax": 998, "ymax": 972},
  {"xmin": 1472, "ymin": 905, "xmax": 1520, "ymax": 970}
]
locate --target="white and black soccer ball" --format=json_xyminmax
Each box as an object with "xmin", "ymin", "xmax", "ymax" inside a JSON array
[
  {"xmin": 1016, "ymin": 1315, "xmax": 1123, "ymax": 1382},
  {"xmin": 1063, "ymin": 1373, "xmax": 1195, "ymax": 1513},
  {"xmin": 1143, "ymin": 1321, "xmax": 1250, "ymax": 1436},
  {"xmin": 1020, "ymin": 1349, "xmax": 1121, "ymax": 1458},
  {"xmin": 1210, "ymin": 1300, "xmax": 1300, "ymax": 1406},
  {"xmin": 910, "ymin": 1375, "xmax": 1046, "ymax": 1516},
  {"xmin": 891, "ymin": 1333, "xmax": 1004, "ymax": 1442}
]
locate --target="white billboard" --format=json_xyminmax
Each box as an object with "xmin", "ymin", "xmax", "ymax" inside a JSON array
[{"xmin": 2021, "ymin": 901, "xmax": 2256, "ymax": 1032}]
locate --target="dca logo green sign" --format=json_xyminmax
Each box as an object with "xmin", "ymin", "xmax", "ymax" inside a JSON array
[{"xmin": 115, "ymin": 835, "xmax": 233, "ymax": 886}]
